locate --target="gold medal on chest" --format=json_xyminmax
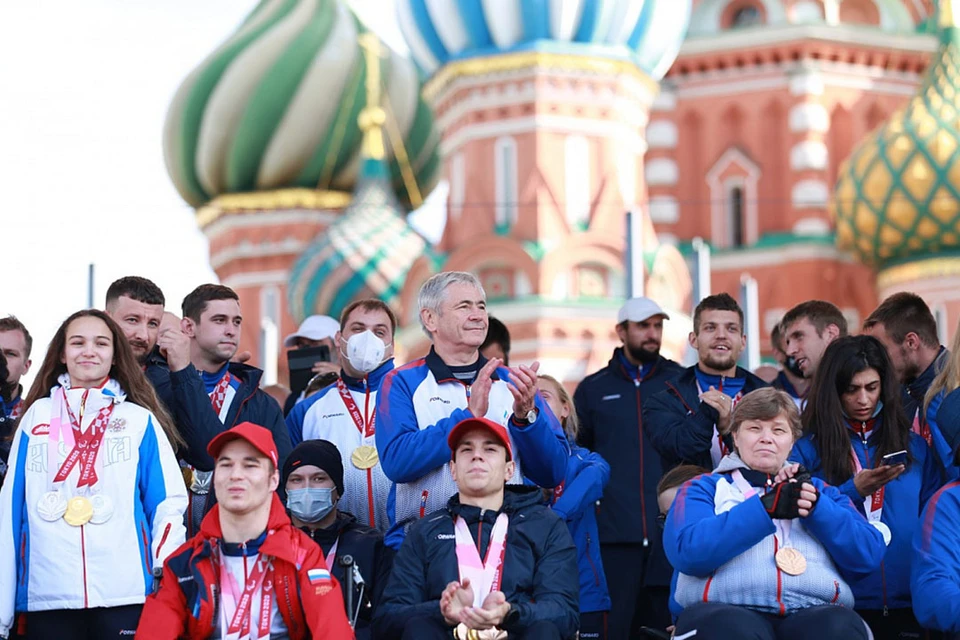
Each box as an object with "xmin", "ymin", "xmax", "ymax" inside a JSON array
[
  {"xmin": 351, "ymin": 445, "xmax": 379, "ymax": 469},
  {"xmin": 63, "ymin": 496, "xmax": 94, "ymax": 527}
]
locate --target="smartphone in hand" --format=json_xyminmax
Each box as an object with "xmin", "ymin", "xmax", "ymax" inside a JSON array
[{"xmin": 881, "ymin": 450, "xmax": 908, "ymax": 466}]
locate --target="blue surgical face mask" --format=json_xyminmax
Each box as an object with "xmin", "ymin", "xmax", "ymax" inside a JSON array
[{"xmin": 286, "ymin": 487, "xmax": 336, "ymax": 523}]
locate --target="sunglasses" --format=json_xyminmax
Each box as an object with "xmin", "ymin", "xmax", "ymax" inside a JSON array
[{"xmin": 656, "ymin": 512, "xmax": 667, "ymax": 530}]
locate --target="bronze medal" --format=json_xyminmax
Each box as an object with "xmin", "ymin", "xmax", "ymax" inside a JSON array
[
  {"xmin": 351, "ymin": 445, "xmax": 379, "ymax": 469},
  {"xmin": 63, "ymin": 496, "xmax": 94, "ymax": 527},
  {"xmin": 775, "ymin": 547, "xmax": 807, "ymax": 576}
]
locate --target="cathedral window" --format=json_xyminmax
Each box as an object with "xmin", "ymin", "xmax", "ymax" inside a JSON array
[
  {"xmin": 494, "ymin": 136, "xmax": 518, "ymax": 232},
  {"xmin": 565, "ymin": 135, "xmax": 591, "ymax": 230}
]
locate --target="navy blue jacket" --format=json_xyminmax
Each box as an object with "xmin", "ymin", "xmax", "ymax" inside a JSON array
[
  {"xmin": 912, "ymin": 479, "xmax": 960, "ymax": 631},
  {"xmin": 791, "ymin": 423, "xmax": 942, "ymax": 610},
  {"xmin": 152, "ymin": 361, "xmax": 292, "ymax": 472},
  {"xmin": 901, "ymin": 347, "xmax": 948, "ymax": 430},
  {"xmin": 550, "ymin": 440, "xmax": 611, "ymax": 614},
  {"xmin": 573, "ymin": 351, "xmax": 683, "ymax": 546},
  {"xmin": 374, "ymin": 486, "xmax": 579, "ymax": 640},
  {"xmin": 643, "ymin": 365, "xmax": 769, "ymax": 471}
]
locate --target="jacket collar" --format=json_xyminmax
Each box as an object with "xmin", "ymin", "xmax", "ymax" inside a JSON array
[
  {"xmin": 606, "ymin": 348, "xmax": 667, "ymax": 382},
  {"xmin": 446, "ymin": 485, "xmax": 542, "ymax": 521},
  {"xmin": 340, "ymin": 359, "xmax": 395, "ymax": 392},
  {"xmin": 907, "ymin": 346, "xmax": 948, "ymax": 396},
  {"xmin": 425, "ymin": 346, "xmax": 500, "ymax": 384},
  {"xmin": 199, "ymin": 494, "xmax": 301, "ymax": 565}
]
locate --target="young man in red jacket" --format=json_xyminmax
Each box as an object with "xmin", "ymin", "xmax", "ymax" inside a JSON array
[{"xmin": 137, "ymin": 422, "xmax": 354, "ymax": 639}]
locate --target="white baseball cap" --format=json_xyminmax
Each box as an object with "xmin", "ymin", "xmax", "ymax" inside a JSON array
[
  {"xmin": 617, "ymin": 298, "xmax": 670, "ymax": 324},
  {"xmin": 283, "ymin": 315, "xmax": 339, "ymax": 348}
]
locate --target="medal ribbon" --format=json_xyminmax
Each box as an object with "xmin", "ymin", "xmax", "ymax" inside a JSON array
[
  {"xmin": 210, "ymin": 372, "xmax": 233, "ymax": 418},
  {"xmin": 9, "ymin": 398, "xmax": 23, "ymax": 420},
  {"xmin": 731, "ymin": 470, "xmax": 795, "ymax": 548},
  {"xmin": 54, "ymin": 392, "xmax": 114, "ymax": 488},
  {"xmin": 337, "ymin": 378, "xmax": 374, "ymax": 437},
  {"xmin": 325, "ymin": 538, "xmax": 340, "ymax": 572},
  {"xmin": 219, "ymin": 551, "xmax": 274, "ymax": 640},
  {"xmin": 454, "ymin": 513, "xmax": 509, "ymax": 608},
  {"xmin": 912, "ymin": 407, "xmax": 932, "ymax": 448},
  {"xmin": 850, "ymin": 438, "xmax": 885, "ymax": 526},
  {"xmin": 697, "ymin": 379, "xmax": 744, "ymax": 462}
]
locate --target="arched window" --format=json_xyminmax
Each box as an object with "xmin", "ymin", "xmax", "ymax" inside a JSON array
[
  {"xmin": 494, "ymin": 137, "xmax": 518, "ymax": 232},
  {"xmin": 732, "ymin": 5, "xmax": 762, "ymax": 27},
  {"xmin": 259, "ymin": 286, "xmax": 280, "ymax": 384},
  {"xmin": 727, "ymin": 184, "xmax": 745, "ymax": 248},
  {"xmin": 565, "ymin": 135, "xmax": 591, "ymax": 229}
]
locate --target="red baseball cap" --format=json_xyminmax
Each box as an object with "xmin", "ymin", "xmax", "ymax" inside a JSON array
[
  {"xmin": 447, "ymin": 417, "xmax": 512, "ymax": 461},
  {"xmin": 207, "ymin": 422, "xmax": 279, "ymax": 468}
]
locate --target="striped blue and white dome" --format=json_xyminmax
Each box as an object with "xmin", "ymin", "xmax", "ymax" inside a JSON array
[{"xmin": 397, "ymin": 0, "xmax": 692, "ymax": 79}]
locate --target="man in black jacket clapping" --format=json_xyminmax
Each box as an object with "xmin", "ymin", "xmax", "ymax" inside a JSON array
[{"xmin": 374, "ymin": 416, "xmax": 579, "ymax": 640}]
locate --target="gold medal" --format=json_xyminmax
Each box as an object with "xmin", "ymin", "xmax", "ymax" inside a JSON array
[
  {"xmin": 351, "ymin": 445, "xmax": 379, "ymax": 469},
  {"xmin": 775, "ymin": 547, "xmax": 807, "ymax": 576},
  {"xmin": 63, "ymin": 496, "xmax": 94, "ymax": 527}
]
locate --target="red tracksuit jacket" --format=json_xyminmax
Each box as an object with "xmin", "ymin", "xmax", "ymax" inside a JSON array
[{"xmin": 137, "ymin": 494, "xmax": 354, "ymax": 639}]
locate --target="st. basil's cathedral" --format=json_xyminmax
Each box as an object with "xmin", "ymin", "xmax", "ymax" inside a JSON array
[{"xmin": 162, "ymin": 0, "xmax": 960, "ymax": 389}]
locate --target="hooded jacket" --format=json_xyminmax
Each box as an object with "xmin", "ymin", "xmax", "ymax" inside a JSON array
[
  {"xmin": 666, "ymin": 453, "xmax": 886, "ymax": 616},
  {"xmin": 301, "ymin": 511, "xmax": 393, "ymax": 640},
  {"xmin": 550, "ymin": 441, "xmax": 611, "ymax": 614},
  {"xmin": 790, "ymin": 422, "xmax": 941, "ymax": 610},
  {"xmin": 643, "ymin": 365, "xmax": 769, "ymax": 471},
  {"xmin": 137, "ymin": 494, "xmax": 353, "ymax": 640},
  {"xmin": 374, "ymin": 485, "xmax": 580, "ymax": 639}
]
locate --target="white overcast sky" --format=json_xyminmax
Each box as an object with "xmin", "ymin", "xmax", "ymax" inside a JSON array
[{"xmin": 0, "ymin": 0, "xmax": 444, "ymax": 389}]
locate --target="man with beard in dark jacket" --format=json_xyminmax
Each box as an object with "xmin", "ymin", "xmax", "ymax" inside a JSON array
[
  {"xmin": 573, "ymin": 297, "xmax": 682, "ymax": 639},
  {"xmin": 154, "ymin": 284, "xmax": 292, "ymax": 535},
  {"xmin": 280, "ymin": 439, "xmax": 392, "ymax": 639},
  {"xmin": 374, "ymin": 416, "xmax": 579, "ymax": 640}
]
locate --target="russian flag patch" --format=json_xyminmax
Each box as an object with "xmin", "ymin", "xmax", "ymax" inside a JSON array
[{"xmin": 308, "ymin": 568, "xmax": 331, "ymax": 584}]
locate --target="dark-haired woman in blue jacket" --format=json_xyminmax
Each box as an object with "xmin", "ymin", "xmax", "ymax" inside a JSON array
[
  {"xmin": 790, "ymin": 336, "xmax": 941, "ymax": 640},
  {"xmin": 539, "ymin": 375, "xmax": 611, "ymax": 640}
]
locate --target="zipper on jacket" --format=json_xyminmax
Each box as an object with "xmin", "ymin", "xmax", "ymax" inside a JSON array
[
  {"xmin": 282, "ymin": 575, "xmax": 299, "ymax": 636},
  {"xmin": 585, "ymin": 533, "xmax": 601, "ymax": 586},
  {"xmin": 476, "ymin": 512, "xmax": 484, "ymax": 554},
  {"xmin": 156, "ymin": 523, "xmax": 172, "ymax": 559},
  {"xmin": 80, "ymin": 526, "xmax": 90, "ymax": 608},
  {"xmin": 634, "ymin": 378, "xmax": 649, "ymax": 547}
]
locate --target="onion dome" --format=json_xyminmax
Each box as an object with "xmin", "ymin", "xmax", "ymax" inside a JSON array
[
  {"xmin": 288, "ymin": 34, "xmax": 432, "ymax": 323},
  {"xmin": 832, "ymin": 1, "xmax": 960, "ymax": 266},
  {"xmin": 396, "ymin": 0, "xmax": 692, "ymax": 79},
  {"xmin": 163, "ymin": 0, "xmax": 440, "ymax": 208}
]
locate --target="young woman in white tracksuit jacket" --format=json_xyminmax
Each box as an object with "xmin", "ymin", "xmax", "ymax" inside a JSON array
[{"xmin": 0, "ymin": 310, "xmax": 187, "ymax": 640}]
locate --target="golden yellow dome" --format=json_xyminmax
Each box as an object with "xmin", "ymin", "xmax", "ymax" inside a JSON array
[{"xmin": 832, "ymin": 2, "xmax": 960, "ymax": 266}]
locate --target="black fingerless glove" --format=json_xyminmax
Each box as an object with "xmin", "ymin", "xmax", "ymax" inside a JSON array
[
  {"xmin": 761, "ymin": 482, "xmax": 804, "ymax": 519},
  {"xmin": 760, "ymin": 466, "xmax": 818, "ymax": 519}
]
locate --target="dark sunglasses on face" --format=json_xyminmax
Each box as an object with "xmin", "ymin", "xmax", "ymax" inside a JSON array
[{"xmin": 656, "ymin": 512, "xmax": 667, "ymax": 530}]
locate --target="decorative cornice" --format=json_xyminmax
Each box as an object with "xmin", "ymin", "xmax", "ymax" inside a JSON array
[
  {"xmin": 196, "ymin": 189, "xmax": 353, "ymax": 228},
  {"xmin": 424, "ymin": 50, "xmax": 659, "ymax": 104},
  {"xmin": 878, "ymin": 256, "xmax": 960, "ymax": 288}
]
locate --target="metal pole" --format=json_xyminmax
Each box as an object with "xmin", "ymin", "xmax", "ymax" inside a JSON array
[
  {"xmin": 740, "ymin": 274, "xmax": 760, "ymax": 371},
  {"xmin": 87, "ymin": 264, "xmax": 95, "ymax": 309},
  {"xmin": 692, "ymin": 237, "xmax": 711, "ymax": 307},
  {"xmin": 626, "ymin": 209, "xmax": 644, "ymax": 298}
]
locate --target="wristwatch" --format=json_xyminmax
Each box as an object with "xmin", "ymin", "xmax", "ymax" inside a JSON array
[{"xmin": 517, "ymin": 408, "xmax": 538, "ymax": 425}]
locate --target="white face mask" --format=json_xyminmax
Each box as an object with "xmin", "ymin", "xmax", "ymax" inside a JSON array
[{"xmin": 345, "ymin": 330, "xmax": 387, "ymax": 374}]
